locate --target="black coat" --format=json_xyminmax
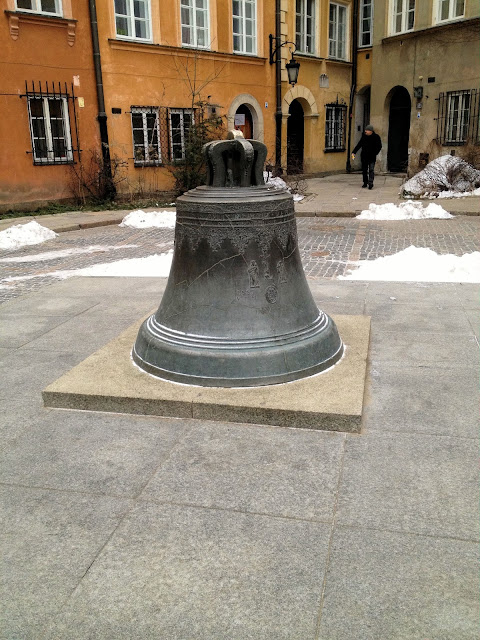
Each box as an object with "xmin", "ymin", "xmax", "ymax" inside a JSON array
[{"xmin": 353, "ymin": 132, "xmax": 382, "ymax": 163}]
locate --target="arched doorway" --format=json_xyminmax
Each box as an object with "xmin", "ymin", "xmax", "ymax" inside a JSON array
[
  {"xmin": 387, "ymin": 86, "xmax": 411, "ymax": 172},
  {"xmin": 234, "ymin": 104, "xmax": 253, "ymax": 139},
  {"xmin": 287, "ymin": 100, "xmax": 304, "ymax": 174}
]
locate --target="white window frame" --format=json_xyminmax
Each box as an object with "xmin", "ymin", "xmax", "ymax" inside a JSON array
[
  {"xmin": 445, "ymin": 91, "xmax": 471, "ymax": 144},
  {"xmin": 296, "ymin": 0, "xmax": 316, "ymax": 55},
  {"xmin": 434, "ymin": 0, "xmax": 465, "ymax": 24},
  {"xmin": 131, "ymin": 107, "xmax": 162, "ymax": 166},
  {"xmin": 329, "ymin": 2, "xmax": 348, "ymax": 61},
  {"xmin": 114, "ymin": 0, "xmax": 151, "ymax": 42},
  {"xmin": 232, "ymin": 0, "xmax": 257, "ymax": 55},
  {"xmin": 325, "ymin": 104, "xmax": 347, "ymax": 151},
  {"xmin": 169, "ymin": 108, "xmax": 195, "ymax": 162},
  {"xmin": 181, "ymin": 0, "xmax": 210, "ymax": 49},
  {"xmin": 15, "ymin": 0, "xmax": 62, "ymax": 16},
  {"xmin": 359, "ymin": 0, "xmax": 373, "ymax": 47},
  {"xmin": 27, "ymin": 96, "xmax": 73, "ymax": 165},
  {"xmin": 390, "ymin": 0, "xmax": 415, "ymax": 35}
]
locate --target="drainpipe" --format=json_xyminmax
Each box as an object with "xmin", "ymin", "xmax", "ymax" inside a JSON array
[
  {"xmin": 88, "ymin": 0, "xmax": 116, "ymax": 199},
  {"xmin": 274, "ymin": 0, "xmax": 282, "ymax": 175},
  {"xmin": 346, "ymin": 0, "xmax": 359, "ymax": 172}
]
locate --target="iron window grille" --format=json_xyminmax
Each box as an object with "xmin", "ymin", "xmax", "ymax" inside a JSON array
[
  {"xmin": 232, "ymin": 0, "xmax": 257, "ymax": 55},
  {"xmin": 436, "ymin": 0, "xmax": 465, "ymax": 23},
  {"xmin": 391, "ymin": 0, "xmax": 415, "ymax": 34},
  {"xmin": 359, "ymin": 0, "xmax": 373, "ymax": 47},
  {"xmin": 169, "ymin": 108, "xmax": 195, "ymax": 162},
  {"xmin": 329, "ymin": 2, "xmax": 347, "ymax": 60},
  {"xmin": 131, "ymin": 107, "xmax": 162, "ymax": 165},
  {"xmin": 436, "ymin": 89, "xmax": 479, "ymax": 145},
  {"xmin": 15, "ymin": 0, "xmax": 62, "ymax": 16},
  {"xmin": 325, "ymin": 102, "xmax": 347, "ymax": 152},
  {"xmin": 22, "ymin": 81, "xmax": 80, "ymax": 165},
  {"xmin": 114, "ymin": 0, "xmax": 151, "ymax": 41},
  {"xmin": 181, "ymin": 0, "xmax": 210, "ymax": 49},
  {"xmin": 295, "ymin": 0, "xmax": 315, "ymax": 55}
]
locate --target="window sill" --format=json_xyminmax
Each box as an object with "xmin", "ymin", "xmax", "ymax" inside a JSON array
[
  {"xmin": 324, "ymin": 148, "xmax": 346, "ymax": 153},
  {"xmin": 327, "ymin": 57, "xmax": 352, "ymax": 66},
  {"xmin": 134, "ymin": 162, "xmax": 163, "ymax": 167},
  {"xmin": 5, "ymin": 10, "xmax": 77, "ymax": 45},
  {"xmin": 115, "ymin": 35, "xmax": 153, "ymax": 44}
]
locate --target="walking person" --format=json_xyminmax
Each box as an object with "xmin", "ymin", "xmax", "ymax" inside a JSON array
[{"xmin": 351, "ymin": 125, "xmax": 382, "ymax": 189}]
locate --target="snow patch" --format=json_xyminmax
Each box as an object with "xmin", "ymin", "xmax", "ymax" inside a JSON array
[
  {"xmin": 119, "ymin": 209, "xmax": 176, "ymax": 229},
  {"xmin": 263, "ymin": 172, "xmax": 305, "ymax": 202},
  {"xmin": 0, "ymin": 244, "xmax": 138, "ymax": 263},
  {"xmin": 357, "ymin": 200, "xmax": 453, "ymax": 220},
  {"xmin": 340, "ymin": 246, "xmax": 480, "ymax": 283},
  {"xmin": 52, "ymin": 251, "xmax": 173, "ymax": 278},
  {"xmin": 402, "ymin": 155, "xmax": 480, "ymax": 198},
  {"xmin": 0, "ymin": 221, "xmax": 57, "ymax": 251}
]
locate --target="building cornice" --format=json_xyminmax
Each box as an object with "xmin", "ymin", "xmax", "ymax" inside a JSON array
[{"xmin": 381, "ymin": 16, "xmax": 480, "ymax": 44}]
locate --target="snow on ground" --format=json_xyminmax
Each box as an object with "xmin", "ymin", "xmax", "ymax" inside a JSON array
[
  {"xmin": 402, "ymin": 155, "xmax": 480, "ymax": 198},
  {"xmin": 264, "ymin": 172, "xmax": 305, "ymax": 202},
  {"xmin": 434, "ymin": 187, "xmax": 480, "ymax": 199},
  {"xmin": 357, "ymin": 200, "xmax": 453, "ymax": 220},
  {"xmin": 340, "ymin": 246, "xmax": 480, "ymax": 283},
  {"xmin": 119, "ymin": 209, "xmax": 176, "ymax": 229},
  {"xmin": 0, "ymin": 244, "xmax": 138, "ymax": 263},
  {"xmin": 0, "ymin": 220, "xmax": 57, "ymax": 251},
  {"xmin": 1, "ymin": 251, "xmax": 174, "ymax": 285}
]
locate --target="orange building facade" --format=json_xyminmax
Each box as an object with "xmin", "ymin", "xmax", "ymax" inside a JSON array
[{"xmin": 0, "ymin": 0, "xmax": 102, "ymax": 212}]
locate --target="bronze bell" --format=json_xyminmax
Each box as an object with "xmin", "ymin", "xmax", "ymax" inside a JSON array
[{"xmin": 132, "ymin": 134, "xmax": 343, "ymax": 387}]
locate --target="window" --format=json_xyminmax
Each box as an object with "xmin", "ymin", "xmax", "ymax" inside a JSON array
[
  {"xmin": 329, "ymin": 3, "xmax": 347, "ymax": 60},
  {"xmin": 437, "ymin": 89, "xmax": 479, "ymax": 145},
  {"xmin": 232, "ymin": 0, "xmax": 256, "ymax": 54},
  {"xmin": 436, "ymin": 0, "xmax": 464, "ymax": 23},
  {"xmin": 114, "ymin": 0, "xmax": 151, "ymax": 40},
  {"xmin": 359, "ymin": 0, "xmax": 373, "ymax": 47},
  {"xmin": 27, "ymin": 96, "xmax": 73, "ymax": 164},
  {"xmin": 296, "ymin": 0, "xmax": 315, "ymax": 54},
  {"xmin": 15, "ymin": 0, "xmax": 62, "ymax": 15},
  {"xmin": 181, "ymin": 0, "xmax": 209, "ymax": 48},
  {"xmin": 391, "ymin": 0, "xmax": 415, "ymax": 34},
  {"xmin": 325, "ymin": 103, "xmax": 347, "ymax": 151},
  {"xmin": 169, "ymin": 109, "xmax": 194, "ymax": 161},
  {"xmin": 131, "ymin": 107, "xmax": 161, "ymax": 165}
]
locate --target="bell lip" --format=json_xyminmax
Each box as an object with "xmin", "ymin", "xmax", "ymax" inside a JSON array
[{"xmin": 131, "ymin": 341, "xmax": 344, "ymax": 388}]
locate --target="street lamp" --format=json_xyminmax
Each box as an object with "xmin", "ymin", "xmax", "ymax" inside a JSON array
[{"xmin": 268, "ymin": 35, "xmax": 300, "ymax": 86}]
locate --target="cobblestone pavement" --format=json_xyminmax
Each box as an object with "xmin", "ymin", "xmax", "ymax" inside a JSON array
[{"xmin": 1, "ymin": 216, "xmax": 479, "ymax": 304}]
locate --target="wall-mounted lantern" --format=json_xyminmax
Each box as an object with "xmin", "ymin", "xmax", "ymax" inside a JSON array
[{"xmin": 268, "ymin": 35, "xmax": 300, "ymax": 86}]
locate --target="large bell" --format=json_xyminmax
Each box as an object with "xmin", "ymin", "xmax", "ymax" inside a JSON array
[{"xmin": 132, "ymin": 134, "xmax": 343, "ymax": 387}]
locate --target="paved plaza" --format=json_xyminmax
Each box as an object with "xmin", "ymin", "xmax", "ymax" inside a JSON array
[{"xmin": 0, "ymin": 179, "xmax": 479, "ymax": 638}]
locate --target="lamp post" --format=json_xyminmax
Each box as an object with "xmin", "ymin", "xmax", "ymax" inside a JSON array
[{"xmin": 268, "ymin": 35, "xmax": 300, "ymax": 86}]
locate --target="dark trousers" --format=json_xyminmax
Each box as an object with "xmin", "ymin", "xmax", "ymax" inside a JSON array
[{"xmin": 362, "ymin": 161, "xmax": 375, "ymax": 186}]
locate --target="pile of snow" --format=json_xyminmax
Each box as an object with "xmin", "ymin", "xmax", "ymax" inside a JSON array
[
  {"xmin": 435, "ymin": 187, "xmax": 480, "ymax": 199},
  {"xmin": 402, "ymin": 155, "xmax": 480, "ymax": 198},
  {"xmin": 264, "ymin": 172, "xmax": 305, "ymax": 202},
  {"xmin": 340, "ymin": 246, "xmax": 480, "ymax": 283},
  {"xmin": 0, "ymin": 220, "xmax": 57, "ymax": 251},
  {"xmin": 120, "ymin": 209, "xmax": 176, "ymax": 229},
  {"xmin": 357, "ymin": 200, "xmax": 453, "ymax": 220}
]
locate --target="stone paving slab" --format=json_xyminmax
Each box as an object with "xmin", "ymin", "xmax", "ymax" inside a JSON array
[{"xmin": 43, "ymin": 314, "xmax": 371, "ymax": 433}]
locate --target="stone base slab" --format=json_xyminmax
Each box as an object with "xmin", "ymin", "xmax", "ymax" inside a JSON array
[{"xmin": 43, "ymin": 314, "xmax": 370, "ymax": 433}]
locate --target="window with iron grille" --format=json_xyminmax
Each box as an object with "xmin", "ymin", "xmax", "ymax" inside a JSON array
[
  {"xmin": 27, "ymin": 96, "xmax": 73, "ymax": 165},
  {"xmin": 15, "ymin": 0, "xmax": 62, "ymax": 15},
  {"xmin": 169, "ymin": 109, "xmax": 195, "ymax": 161},
  {"xmin": 181, "ymin": 0, "xmax": 210, "ymax": 48},
  {"xmin": 325, "ymin": 103, "xmax": 347, "ymax": 152},
  {"xmin": 435, "ymin": 0, "xmax": 464, "ymax": 23},
  {"xmin": 232, "ymin": 0, "xmax": 256, "ymax": 54},
  {"xmin": 131, "ymin": 107, "xmax": 161, "ymax": 165},
  {"xmin": 359, "ymin": 0, "xmax": 373, "ymax": 47},
  {"xmin": 296, "ymin": 0, "xmax": 315, "ymax": 55},
  {"xmin": 436, "ymin": 89, "xmax": 479, "ymax": 145},
  {"xmin": 329, "ymin": 3, "xmax": 347, "ymax": 60},
  {"xmin": 391, "ymin": 0, "xmax": 415, "ymax": 34},
  {"xmin": 114, "ymin": 0, "xmax": 151, "ymax": 41}
]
